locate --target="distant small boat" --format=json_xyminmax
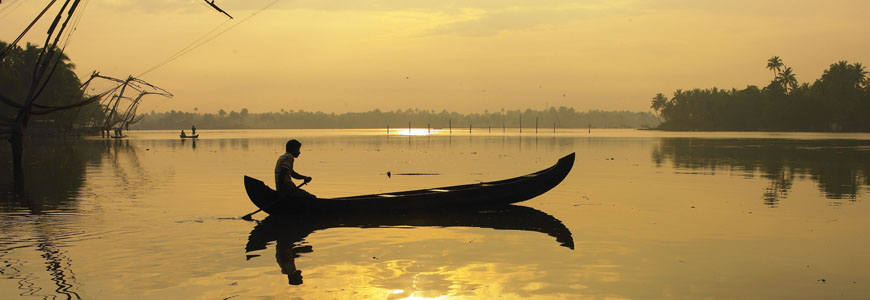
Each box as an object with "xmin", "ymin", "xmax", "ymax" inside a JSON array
[
  {"xmin": 180, "ymin": 134, "xmax": 199, "ymax": 139},
  {"xmin": 244, "ymin": 152, "xmax": 575, "ymax": 214},
  {"xmin": 110, "ymin": 135, "xmax": 126, "ymax": 139}
]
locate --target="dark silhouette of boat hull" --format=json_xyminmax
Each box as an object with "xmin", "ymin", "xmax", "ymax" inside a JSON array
[{"xmin": 244, "ymin": 153, "xmax": 575, "ymax": 213}]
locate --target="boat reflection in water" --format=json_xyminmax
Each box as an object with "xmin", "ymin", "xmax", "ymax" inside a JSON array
[{"xmin": 245, "ymin": 205, "xmax": 574, "ymax": 285}]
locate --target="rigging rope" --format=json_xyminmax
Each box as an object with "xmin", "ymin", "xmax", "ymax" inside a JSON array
[
  {"xmin": 30, "ymin": 0, "xmax": 87, "ymax": 109},
  {"xmin": 136, "ymin": 18, "xmax": 231, "ymax": 77},
  {"xmin": 0, "ymin": 0, "xmax": 31, "ymax": 21},
  {"xmin": 137, "ymin": 0, "xmax": 282, "ymax": 77},
  {"xmin": 61, "ymin": 0, "xmax": 91, "ymax": 50},
  {"xmin": 130, "ymin": 78, "xmax": 173, "ymax": 97},
  {"xmin": 191, "ymin": 0, "xmax": 213, "ymax": 12},
  {"xmin": 32, "ymin": 84, "xmax": 112, "ymax": 109},
  {"xmin": 0, "ymin": 93, "xmax": 23, "ymax": 109},
  {"xmin": 0, "ymin": 0, "xmax": 56, "ymax": 61},
  {"xmin": 31, "ymin": 90, "xmax": 107, "ymax": 115}
]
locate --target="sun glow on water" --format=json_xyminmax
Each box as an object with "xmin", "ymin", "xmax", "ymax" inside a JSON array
[
  {"xmin": 390, "ymin": 128, "xmax": 432, "ymax": 136},
  {"xmin": 398, "ymin": 294, "xmax": 448, "ymax": 300}
]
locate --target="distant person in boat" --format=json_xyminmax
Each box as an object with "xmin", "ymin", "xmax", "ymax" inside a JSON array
[
  {"xmin": 191, "ymin": 125, "xmax": 196, "ymax": 135},
  {"xmin": 181, "ymin": 130, "xmax": 186, "ymax": 137},
  {"xmin": 275, "ymin": 139, "xmax": 315, "ymax": 200}
]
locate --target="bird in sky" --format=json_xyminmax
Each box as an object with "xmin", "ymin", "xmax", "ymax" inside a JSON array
[{"xmin": 205, "ymin": 0, "xmax": 233, "ymax": 19}]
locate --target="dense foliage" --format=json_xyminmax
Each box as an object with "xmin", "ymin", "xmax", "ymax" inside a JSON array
[
  {"xmin": 133, "ymin": 107, "xmax": 660, "ymax": 130},
  {"xmin": 0, "ymin": 41, "xmax": 102, "ymax": 134},
  {"xmin": 651, "ymin": 58, "xmax": 870, "ymax": 131}
]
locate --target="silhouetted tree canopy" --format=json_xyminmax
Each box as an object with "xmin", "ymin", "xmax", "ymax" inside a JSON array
[
  {"xmin": 0, "ymin": 41, "xmax": 101, "ymax": 134},
  {"xmin": 652, "ymin": 58, "xmax": 870, "ymax": 131}
]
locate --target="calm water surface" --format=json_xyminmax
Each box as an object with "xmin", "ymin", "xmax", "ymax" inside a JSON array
[{"xmin": 2, "ymin": 129, "xmax": 870, "ymax": 299}]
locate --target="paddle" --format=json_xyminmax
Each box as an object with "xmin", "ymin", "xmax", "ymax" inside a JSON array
[{"xmin": 242, "ymin": 181, "xmax": 307, "ymax": 221}]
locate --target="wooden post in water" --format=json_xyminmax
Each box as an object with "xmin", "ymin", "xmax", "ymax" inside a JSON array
[
  {"xmin": 408, "ymin": 121, "xmax": 411, "ymax": 134},
  {"xmin": 503, "ymin": 122, "xmax": 505, "ymax": 133},
  {"xmin": 428, "ymin": 123, "xmax": 430, "ymax": 134},
  {"xmin": 553, "ymin": 122, "xmax": 556, "ymax": 133},
  {"xmin": 535, "ymin": 116, "xmax": 538, "ymax": 134},
  {"xmin": 519, "ymin": 116, "xmax": 522, "ymax": 134},
  {"xmin": 387, "ymin": 125, "xmax": 390, "ymax": 135},
  {"xmin": 489, "ymin": 125, "xmax": 491, "ymax": 134},
  {"xmin": 469, "ymin": 124, "xmax": 472, "ymax": 134},
  {"xmin": 449, "ymin": 119, "xmax": 452, "ymax": 134}
]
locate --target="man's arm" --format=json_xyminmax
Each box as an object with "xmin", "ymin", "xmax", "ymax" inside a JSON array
[{"xmin": 291, "ymin": 170, "xmax": 312, "ymax": 183}]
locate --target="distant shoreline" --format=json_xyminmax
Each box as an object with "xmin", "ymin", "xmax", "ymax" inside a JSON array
[{"xmin": 130, "ymin": 107, "xmax": 661, "ymax": 131}]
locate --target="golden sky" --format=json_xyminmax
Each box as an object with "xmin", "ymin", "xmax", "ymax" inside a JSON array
[{"xmin": 2, "ymin": 0, "xmax": 869, "ymax": 114}]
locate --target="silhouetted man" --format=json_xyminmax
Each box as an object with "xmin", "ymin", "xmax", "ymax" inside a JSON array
[{"xmin": 275, "ymin": 139, "xmax": 315, "ymax": 200}]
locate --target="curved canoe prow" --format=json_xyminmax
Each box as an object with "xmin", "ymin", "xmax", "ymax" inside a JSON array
[
  {"xmin": 559, "ymin": 152, "xmax": 576, "ymax": 167},
  {"xmin": 244, "ymin": 176, "xmax": 277, "ymax": 210},
  {"xmin": 244, "ymin": 152, "xmax": 576, "ymax": 214},
  {"xmin": 541, "ymin": 152, "xmax": 574, "ymax": 195}
]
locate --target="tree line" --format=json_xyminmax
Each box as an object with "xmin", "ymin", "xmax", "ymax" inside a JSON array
[
  {"xmin": 132, "ymin": 107, "xmax": 660, "ymax": 130},
  {"xmin": 651, "ymin": 57, "xmax": 870, "ymax": 131},
  {"xmin": 0, "ymin": 41, "xmax": 104, "ymax": 136}
]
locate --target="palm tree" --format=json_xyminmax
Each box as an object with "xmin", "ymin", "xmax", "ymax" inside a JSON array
[
  {"xmin": 767, "ymin": 56, "xmax": 783, "ymax": 78},
  {"xmin": 853, "ymin": 62, "xmax": 868, "ymax": 88},
  {"xmin": 777, "ymin": 67, "xmax": 798, "ymax": 93},
  {"xmin": 822, "ymin": 60, "xmax": 867, "ymax": 90},
  {"xmin": 650, "ymin": 93, "xmax": 668, "ymax": 115}
]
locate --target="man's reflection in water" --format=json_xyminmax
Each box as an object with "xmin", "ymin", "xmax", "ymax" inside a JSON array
[{"xmin": 276, "ymin": 241, "xmax": 311, "ymax": 285}]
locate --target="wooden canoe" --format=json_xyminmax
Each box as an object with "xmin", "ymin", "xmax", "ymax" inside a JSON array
[
  {"xmin": 180, "ymin": 134, "xmax": 199, "ymax": 139},
  {"xmin": 244, "ymin": 152, "xmax": 574, "ymax": 214}
]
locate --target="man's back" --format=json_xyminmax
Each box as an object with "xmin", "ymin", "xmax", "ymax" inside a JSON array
[{"xmin": 275, "ymin": 153, "xmax": 295, "ymax": 191}]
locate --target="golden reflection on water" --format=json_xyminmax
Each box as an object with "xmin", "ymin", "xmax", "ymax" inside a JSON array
[{"xmin": 3, "ymin": 129, "xmax": 870, "ymax": 299}]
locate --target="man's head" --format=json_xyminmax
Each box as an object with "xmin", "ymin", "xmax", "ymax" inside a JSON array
[{"xmin": 286, "ymin": 139, "xmax": 302, "ymax": 157}]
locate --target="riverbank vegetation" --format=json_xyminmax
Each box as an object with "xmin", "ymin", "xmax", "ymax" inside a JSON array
[
  {"xmin": 133, "ymin": 107, "xmax": 659, "ymax": 130},
  {"xmin": 0, "ymin": 41, "xmax": 104, "ymax": 135},
  {"xmin": 651, "ymin": 58, "xmax": 869, "ymax": 131}
]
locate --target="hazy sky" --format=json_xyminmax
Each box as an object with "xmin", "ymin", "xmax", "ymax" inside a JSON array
[{"xmin": 2, "ymin": 0, "xmax": 869, "ymax": 114}]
